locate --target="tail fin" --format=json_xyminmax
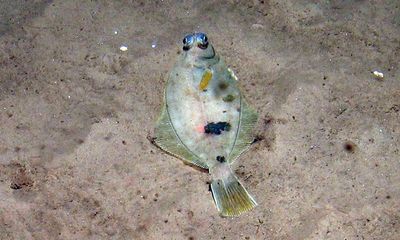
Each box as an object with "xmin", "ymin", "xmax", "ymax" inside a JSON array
[{"xmin": 210, "ymin": 166, "xmax": 257, "ymax": 217}]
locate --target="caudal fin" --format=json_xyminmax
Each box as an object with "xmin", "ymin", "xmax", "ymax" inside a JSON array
[{"xmin": 211, "ymin": 174, "xmax": 257, "ymax": 217}]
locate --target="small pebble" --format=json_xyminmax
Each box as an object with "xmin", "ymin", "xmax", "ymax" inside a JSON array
[
  {"xmin": 120, "ymin": 45, "xmax": 128, "ymax": 52},
  {"xmin": 373, "ymin": 70, "xmax": 384, "ymax": 78},
  {"xmin": 251, "ymin": 23, "xmax": 265, "ymax": 30},
  {"xmin": 151, "ymin": 40, "xmax": 157, "ymax": 48}
]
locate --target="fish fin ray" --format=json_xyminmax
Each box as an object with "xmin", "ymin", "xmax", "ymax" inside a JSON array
[
  {"xmin": 211, "ymin": 167, "xmax": 257, "ymax": 217},
  {"xmin": 154, "ymin": 103, "xmax": 208, "ymax": 169},
  {"xmin": 228, "ymin": 95, "xmax": 258, "ymax": 163}
]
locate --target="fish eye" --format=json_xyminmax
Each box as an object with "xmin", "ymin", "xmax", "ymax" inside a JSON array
[
  {"xmin": 196, "ymin": 33, "xmax": 209, "ymax": 49},
  {"xmin": 182, "ymin": 34, "xmax": 194, "ymax": 51},
  {"xmin": 196, "ymin": 33, "xmax": 208, "ymax": 44},
  {"xmin": 200, "ymin": 34, "xmax": 208, "ymax": 44}
]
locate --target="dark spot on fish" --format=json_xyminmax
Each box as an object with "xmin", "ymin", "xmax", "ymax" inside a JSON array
[
  {"xmin": 222, "ymin": 94, "xmax": 235, "ymax": 102},
  {"xmin": 204, "ymin": 122, "xmax": 231, "ymax": 135},
  {"xmin": 218, "ymin": 82, "xmax": 228, "ymax": 90},
  {"xmin": 183, "ymin": 45, "xmax": 190, "ymax": 51},
  {"xmin": 222, "ymin": 110, "xmax": 227, "ymax": 113},
  {"xmin": 343, "ymin": 141, "xmax": 356, "ymax": 153},
  {"xmin": 216, "ymin": 156, "xmax": 226, "ymax": 163}
]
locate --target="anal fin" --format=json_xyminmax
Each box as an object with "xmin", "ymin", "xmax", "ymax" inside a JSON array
[{"xmin": 155, "ymin": 104, "xmax": 208, "ymax": 169}]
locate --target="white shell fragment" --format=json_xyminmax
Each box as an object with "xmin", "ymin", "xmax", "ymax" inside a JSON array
[
  {"xmin": 251, "ymin": 23, "xmax": 265, "ymax": 30},
  {"xmin": 119, "ymin": 45, "xmax": 128, "ymax": 52},
  {"xmin": 151, "ymin": 40, "xmax": 157, "ymax": 48},
  {"xmin": 373, "ymin": 70, "xmax": 384, "ymax": 78}
]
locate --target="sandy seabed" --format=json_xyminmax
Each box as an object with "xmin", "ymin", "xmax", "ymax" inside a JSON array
[{"xmin": 0, "ymin": 1, "xmax": 399, "ymax": 239}]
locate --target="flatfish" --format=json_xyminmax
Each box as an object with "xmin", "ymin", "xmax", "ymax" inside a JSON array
[{"xmin": 155, "ymin": 33, "xmax": 258, "ymax": 217}]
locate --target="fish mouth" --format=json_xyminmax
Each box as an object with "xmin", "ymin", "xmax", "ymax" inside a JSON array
[{"xmin": 199, "ymin": 45, "xmax": 216, "ymax": 60}]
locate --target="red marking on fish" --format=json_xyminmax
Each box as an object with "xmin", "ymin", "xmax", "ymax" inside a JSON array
[{"xmin": 195, "ymin": 124, "xmax": 205, "ymax": 133}]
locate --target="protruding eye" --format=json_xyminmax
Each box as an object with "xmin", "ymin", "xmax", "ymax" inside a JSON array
[
  {"xmin": 197, "ymin": 33, "xmax": 208, "ymax": 44},
  {"xmin": 196, "ymin": 33, "xmax": 208, "ymax": 49},
  {"xmin": 182, "ymin": 34, "xmax": 194, "ymax": 51}
]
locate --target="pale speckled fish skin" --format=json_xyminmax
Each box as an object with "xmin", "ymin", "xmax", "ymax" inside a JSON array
[{"xmin": 165, "ymin": 55, "xmax": 242, "ymax": 168}]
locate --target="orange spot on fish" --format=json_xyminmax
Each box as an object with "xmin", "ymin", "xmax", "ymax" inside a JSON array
[{"xmin": 199, "ymin": 69, "xmax": 212, "ymax": 91}]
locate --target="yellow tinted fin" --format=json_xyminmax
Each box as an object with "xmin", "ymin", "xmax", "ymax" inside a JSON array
[
  {"xmin": 154, "ymin": 104, "xmax": 208, "ymax": 169},
  {"xmin": 199, "ymin": 69, "xmax": 213, "ymax": 91},
  {"xmin": 228, "ymin": 95, "xmax": 258, "ymax": 163},
  {"xmin": 210, "ymin": 166, "xmax": 257, "ymax": 217}
]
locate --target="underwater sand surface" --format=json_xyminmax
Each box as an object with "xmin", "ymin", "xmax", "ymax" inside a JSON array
[{"xmin": 0, "ymin": 0, "xmax": 399, "ymax": 239}]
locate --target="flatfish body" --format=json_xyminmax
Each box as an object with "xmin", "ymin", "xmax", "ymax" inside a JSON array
[
  {"xmin": 166, "ymin": 57, "xmax": 242, "ymax": 166},
  {"xmin": 155, "ymin": 33, "xmax": 258, "ymax": 217}
]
